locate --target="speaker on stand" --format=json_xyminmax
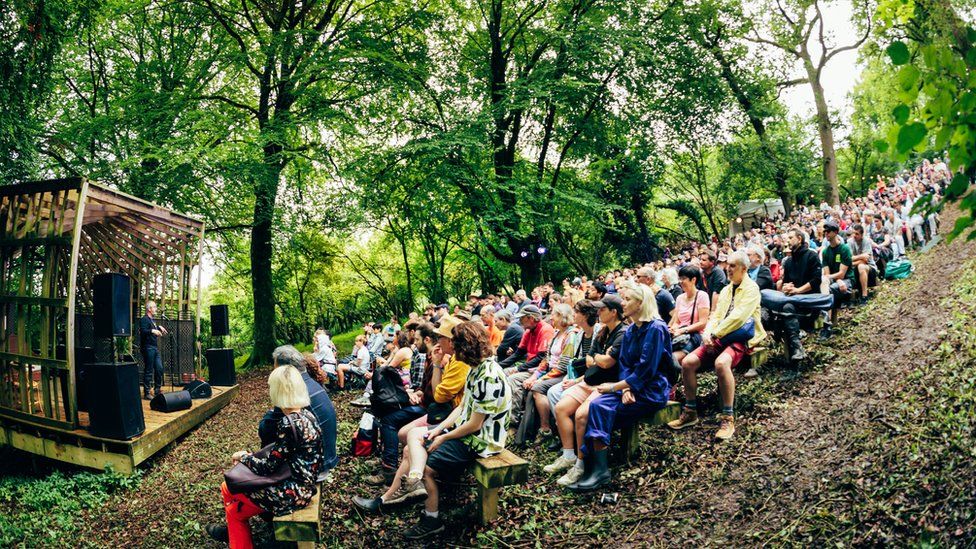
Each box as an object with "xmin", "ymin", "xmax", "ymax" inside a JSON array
[
  {"xmin": 87, "ymin": 273, "xmax": 145, "ymax": 440},
  {"xmin": 206, "ymin": 304, "xmax": 235, "ymax": 386}
]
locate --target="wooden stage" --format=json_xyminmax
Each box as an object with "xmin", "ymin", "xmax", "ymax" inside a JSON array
[{"xmin": 0, "ymin": 384, "xmax": 238, "ymax": 473}]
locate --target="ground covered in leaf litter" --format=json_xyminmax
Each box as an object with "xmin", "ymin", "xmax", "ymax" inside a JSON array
[{"xmin": 5, "ymin": 210, "xmax": 975, "ymax": 548}]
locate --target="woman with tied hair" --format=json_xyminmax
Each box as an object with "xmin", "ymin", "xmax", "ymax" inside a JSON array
[
  {"xmin": 207, "ymin": 366, "xmax": 323, "ymax": 548},
  {"xmin": 353, "ymin": 321, "xmax": 511, "ymax": 540},
  {"xmin": 567, "ymin": 284, "xmax": 673, "ymax": 492}
]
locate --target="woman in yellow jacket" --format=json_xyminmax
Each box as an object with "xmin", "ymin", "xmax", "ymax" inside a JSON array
[{"xmin": 668, "ymin": 250, "xmax": 766, "ymax": 441}]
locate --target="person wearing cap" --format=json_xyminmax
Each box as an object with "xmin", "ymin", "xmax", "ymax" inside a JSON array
[
  {"xmin": 820, "ymin": 220, "xmax": 854, "ymax": 336},
  {"xmin": 567, "ymin": 284, "xmax": 672, "ymax": 492},
  {"xmin": 668, "ymin": 250, "xmax": 766, "ymax": 442},
  {"xmin": 544, "ymin": 294, "xmax": 627, "ymax": 487},
  {"xmin": 697, "ymin": 251, "xmax": 727, "ymax": 311},
  {"xmin": 498, "ymin": 304, "xmax": 554, "ymax": 374}
]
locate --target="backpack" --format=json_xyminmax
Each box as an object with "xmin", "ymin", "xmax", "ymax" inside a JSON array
[
  {"xmin": 369, "ymin": 366, "xmax": 411, "ymax": 417},
  {"xmin": 884, "ymin": 259, "xmax": 913, "ymax": 280},
  {"xmin": 350, "ymin": 412, "xmax": 376, "ymax": 457}
]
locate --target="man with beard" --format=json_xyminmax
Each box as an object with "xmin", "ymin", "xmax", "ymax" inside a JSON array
[{"xmin": 761, "ymin": 228, "xmax": 824, "ymax": 362}]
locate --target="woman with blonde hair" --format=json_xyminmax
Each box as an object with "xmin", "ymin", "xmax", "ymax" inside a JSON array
[
  {"xmin": 207, "ymin": 365, "xmax": 323, "ymax": 548},
  {"xmin": 567, "ymin": 283, "xmax": 672, "ymax": 492}
]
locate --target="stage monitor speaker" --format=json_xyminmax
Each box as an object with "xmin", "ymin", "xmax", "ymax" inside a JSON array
[
  {"xmin": 150, "ymin": 390, "xmax": 192, "ymax": 413},
  {"xmin": 93, "ymin": 273, "xmax": 131, "ymax": 338},
  {"xmin": 86, "ymin": 361, "xmax": 145, "ymax": 440},
  {"xmin": 210, "ymin": 304, "xmax": 230, "ymax": 337},
  {"xmin": 183, "ymin": 380, "xmax": 212, "ymax": 399},
  {"xmin": 206, "ymin": 348, "xmax": 236, "ymax": 386}
]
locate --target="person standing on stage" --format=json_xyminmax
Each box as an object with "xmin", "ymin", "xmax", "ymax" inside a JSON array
[{"xmin": 140, "ymin": 301, "xmax": 168, "ymax": 399}]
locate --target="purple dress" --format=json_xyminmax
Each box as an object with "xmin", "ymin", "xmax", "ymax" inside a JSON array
[{"xmin": 582, "ymin": 319, "xmax": 672, "ymax": 455}]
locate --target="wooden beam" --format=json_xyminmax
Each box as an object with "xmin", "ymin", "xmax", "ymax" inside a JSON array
[
  {"xmin": 64, "ymin": 179, "xmax": 89, "ymax": 427},
  {"xmin": 3, "ymin": 178, "xmax": 83, "ymax": 197}
]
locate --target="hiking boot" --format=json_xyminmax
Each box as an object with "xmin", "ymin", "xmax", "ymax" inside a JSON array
[
  {"xmin": 546, "ymin": 437, "xmax": 562, "ymax": 452},
  {"xmin": 365, "ymin": 466, "xmax": 395, "ymax": 486},
  {"xmin": 715, "ymin": 414, "xmax": 735, "ymax": 441},
  {"xmin": 557, "ymin": 465, "xmax": 584, "ymax": 487},
  {"xmin": 543, "ymin": 455, "xmax": 577, "ymax": 474},
  {"xmin": 667, "ymin": 408, "xmax": 699, "ymax": 430},
  {"xmin": 403, "ymin": 513, "xmax": 445, "ymax": 540},
  {"xmin": 818, "ymin": 325, "xmax": 833, "ymax": 340},
  {"xmin": 350, "ymin": 394, "xmax": 371, "ymax": 407},
  {"xmin": 144, "ymin": 393, "xmax": 152, "ymax": 401},
  {"xmin": 352, "ymin": 495, "xmax": 385, "ymax": 514},
  {"xmin": 385, "ymin": 475, "xmax": 426, "ymax": 504},
  {"xmin": 204, "ymin": 524, "xmax": 229, "ymax": 543}
]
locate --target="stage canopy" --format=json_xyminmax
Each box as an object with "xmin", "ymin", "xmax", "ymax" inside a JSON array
[{"xmin": 0, "ymin": 177, "xmax": 205, "ymax": 430}]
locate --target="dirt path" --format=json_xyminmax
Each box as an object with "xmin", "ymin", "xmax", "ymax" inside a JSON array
[{"xmin": 636, "ymin": 206, "xmax": 975, "ymax": 546}]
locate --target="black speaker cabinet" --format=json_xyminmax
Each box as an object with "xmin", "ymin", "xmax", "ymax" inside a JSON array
[
  {"xmin": 206, "ymin": 348, "xmax": 236, "ymax": 386},
  {"xmin": 183, "ymin": 380, "xmax": 212, "ymax": 399},
  {"xmin": 93, "ymin": 273, "xmax": 131, "ymax": 338},
  {"xmin": 74, "ymin": 346, "xmax": 96, "ymax": 412},
  {"xmin": 86, "ymin": 361, "xmax": 145, "ymax": 440},
  {"xmin": 210, "ymin": 304, "xmax": 230, "ymax": 337},
  {"xmin": 150, "ymin": 390, "xmax": 192, "ymax": 413}
]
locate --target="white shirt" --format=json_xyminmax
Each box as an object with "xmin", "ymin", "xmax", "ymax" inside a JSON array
[
  {"xmin": 356, "ymin": 345, "xmax": 371, "ymax": 368},
  {"xmin": 314, "ymin": 333, "xmax": 336, "ymax": 364}
]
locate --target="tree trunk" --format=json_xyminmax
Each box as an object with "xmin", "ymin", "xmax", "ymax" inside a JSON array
[
  {"xmin": 250, "ymin": 153, "xmax": 281, "ymax": 365},
  {"xmin": 519, "ymin": 253, "xmax": 541, "ymax": 290},
  {"xmin": 803, "ymin": 56, "xmax": 840, "ymax": 205}
]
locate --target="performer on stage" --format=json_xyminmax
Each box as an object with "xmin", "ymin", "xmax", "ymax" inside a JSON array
[{"xmin": 141, "ymin": 301, "xmax": 168, "ymax": 399}]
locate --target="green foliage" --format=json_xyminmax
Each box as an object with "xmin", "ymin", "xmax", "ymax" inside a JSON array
[
  {"xmin": 875, "ymin": 0, "xmax": 976, "ymax": 240},
  {"xmin": 0, "ymin": 467, "xmax": 141, "ymax": 546}
]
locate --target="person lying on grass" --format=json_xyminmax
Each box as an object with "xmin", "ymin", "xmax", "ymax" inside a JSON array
[{"xmin": 352, "ymin": 321, "xmax": 512, "ymax": 540}]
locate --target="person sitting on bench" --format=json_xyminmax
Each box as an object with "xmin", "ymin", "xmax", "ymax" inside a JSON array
[
  {"xmin": 821, "ymin": 221, "xmax": 855, "ymax": 338},
  {"xmin": 566, "ymin": 283, "xmax": 672, "ymax": 492},
  {"xmin": 668, "ymin": 250, "xmax": 767, "ymax": 441},
  {"xmin": 760, "ymin": 228, "xmax": 824, "ymax": 361},
  {"xmin": 352, "ymin": 321, "xmax": 511, "ymax": 540}
]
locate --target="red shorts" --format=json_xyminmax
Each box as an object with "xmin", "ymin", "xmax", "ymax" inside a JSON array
[{"xmin": 690, "ymin": 341, "xmax": 749, "ymax": 371}]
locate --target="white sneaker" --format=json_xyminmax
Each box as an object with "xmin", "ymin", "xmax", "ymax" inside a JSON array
[
  {"xmin": 543, "ymin": 455, "xmax": 576, "ymax": 474},
  {"xmin": 744, "ymin": 368, "xmax": 759, "ymax": 379},
  {"xmin": 557, "ymin": 465, "xmax": 584, "ymax": 486},
  {"xmin": 350, "ymin": 394, "xmax": 371, "ymax": 407}
]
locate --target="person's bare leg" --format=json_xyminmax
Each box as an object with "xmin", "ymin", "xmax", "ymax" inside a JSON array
[
  {"xmin": 422, "ymin": 466, "xmax": 439, "ymax": 513},
  {"xmin": 398, "ymin": 416, "xmax": 426, "ymax": 445},
  {"xmin": 534, "ymin": 391, "xmax": 553, "ymax": 432},
  {"xmin": 381, "ymin": 450, "xmax": 412, "ymax": 499},
  {"xmin": 555, "ymin": 398, "xmax": 580, "ymax": 450},
  {"xmin": 858, "ymin": 264, "xmax": 869, "ymax": 297},
  {"xmin": 574, "ymin": 402, "xmax": 591, "ymax": 458},
  {"xmin": 406, "ymin": 426, "xmax": 429, "ymax": 476},
  {"xmin": 681, "ymin": 353, "xmax": 701, "ymax": 404},
  {"xmin": 715, "ymin": 355, "xmax": 735, "ymax": 410},
  {"xmin": 337, "ymin": 366, "xmax": 345, "ymax": 389}
]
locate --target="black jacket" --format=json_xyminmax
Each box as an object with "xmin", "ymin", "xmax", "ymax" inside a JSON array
[{"xmin": 782, "ymin": 247, "xmax": 823, "ymax": 293}]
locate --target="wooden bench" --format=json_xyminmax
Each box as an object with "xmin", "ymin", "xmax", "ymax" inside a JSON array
[
  {"xmin": 619, "ymin": 401, "xmax": 682, "ymax": 461},
  {"xmin": 471, "ymin": 449, "xmax": 528, "ymax": 524},
  {"xmin": 273, "ymin": 482, "xmax": 324, "ymax": 549}
]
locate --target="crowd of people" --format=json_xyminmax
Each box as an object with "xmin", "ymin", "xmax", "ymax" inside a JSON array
[{"xmin": 204, "ymin": 158, "xmax": 955, "ymax": 546}]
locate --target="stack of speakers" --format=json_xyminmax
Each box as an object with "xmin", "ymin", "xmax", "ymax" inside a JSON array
[
  {"xmin": 207, "ymin": 304, "xmax": 236, "ymax": 386},
  {"xmin": 87, "ymin": 273, "xmax": 145, "ymax": 440}
]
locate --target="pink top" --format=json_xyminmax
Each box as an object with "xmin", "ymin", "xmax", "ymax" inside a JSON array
[{"xmin": 674, "ymin": 291, "xmax": 709, "ymax": 327}]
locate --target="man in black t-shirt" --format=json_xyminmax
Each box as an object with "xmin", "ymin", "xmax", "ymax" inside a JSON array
[
  {"xmin": 697, "ymin": 251, "xmax": 727, "ymax": 309},
  {"xmin": 139, "ymin": 301, "xmax": 167, "ymax": 399}
]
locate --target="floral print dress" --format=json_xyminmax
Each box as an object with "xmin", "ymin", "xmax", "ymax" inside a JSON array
[{"xmin": 239, "ymin": 408, "xmax": 323, "ymax": 516}]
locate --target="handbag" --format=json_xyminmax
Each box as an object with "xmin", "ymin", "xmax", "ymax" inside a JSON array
[
  {"xmin": 671, "ymin": 291, "xmax": 700, "ymax": 348},
  {"xmin": 717, "ymin": 318, "xmax": 755, "ymax": 346},
  {"xmin": 224, "ymin": 415, "xmax": 299, "ymax": 494},
  {"xmin": 426, "ymin": 401, "xmax": 453, "ymax": 424}
]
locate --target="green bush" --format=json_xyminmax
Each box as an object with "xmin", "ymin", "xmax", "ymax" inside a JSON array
[
  {"xmin": 0, "ymin": 468, "xmax": 142, "ymax": 546},
  {"xmin": 331, "ymin": 327, "xmax": 362, "ymax": 356}
]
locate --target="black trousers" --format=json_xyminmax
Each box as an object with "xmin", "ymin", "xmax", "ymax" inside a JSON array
[{"xmin": 142, "ymin": 345, "xmax": 163, "ymax": 394}]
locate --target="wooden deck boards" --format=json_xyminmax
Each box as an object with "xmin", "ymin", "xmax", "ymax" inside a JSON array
[{"xmin": 0, "ymin": 384, "xmax": 238, "ymax": 473}]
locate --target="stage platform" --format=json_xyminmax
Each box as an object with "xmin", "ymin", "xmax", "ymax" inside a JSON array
[{"xmin": 0, "ymin": 384, "xmax": 238, "ymax": 473}]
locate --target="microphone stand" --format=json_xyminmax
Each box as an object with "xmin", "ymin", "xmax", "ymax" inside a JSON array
[{"xmin": 159, "ymin": 311, "xmax": 175, "ymax": 392}]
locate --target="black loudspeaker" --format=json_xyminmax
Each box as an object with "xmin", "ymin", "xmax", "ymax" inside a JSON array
[
  {"xmin": 183, "ymin": 380, "xmax": 212, "ymax": 399},
  {"xmin": 210, "ymin": 304, "xmax": 230, "ymax": 337},
  {"xmin": 74, "ymin": 346, "xmax": 96, "ymax": 412},
  {"xmin": 86, "ymin": 361, "xmax": 145, "ymax": 440},
  {"xmin": 93, "ymin": 273, "xmax": 131, "ymax": 338},
  {"xmin": 206, "ymin": 348, "xmax": 236, "ymax": 386},
  {"xmin": 150, "ymin": 390, "xmax": 192, "ymax": 413}
]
